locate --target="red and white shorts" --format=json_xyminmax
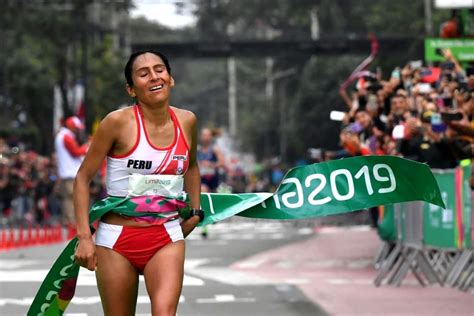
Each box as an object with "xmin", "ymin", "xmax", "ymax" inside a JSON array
[{"xmin": 95, "ymin": 219, "xmax": 184, "ymax": 273}]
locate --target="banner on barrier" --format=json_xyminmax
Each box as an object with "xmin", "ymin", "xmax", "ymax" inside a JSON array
[
  {"xmin": 423, "ymin": 166, "xmax": 472, "ymax": 249},
  {"xmin": 378, "ymin": 165, "xmax": 472, "ymax": 249}
]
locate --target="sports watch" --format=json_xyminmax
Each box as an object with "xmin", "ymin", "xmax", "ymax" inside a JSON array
[{"xmin": 189, "ymin": 208, "xmax": 205, "ymax": 222}]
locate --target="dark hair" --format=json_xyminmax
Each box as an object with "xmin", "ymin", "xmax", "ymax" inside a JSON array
[
  {"xmin": 393, "ymin": 93, "xmax": 407, "ymax": 100},
  {"xmin": 124, "ymin": 50, "xmax": 171, "ymax": 87}
]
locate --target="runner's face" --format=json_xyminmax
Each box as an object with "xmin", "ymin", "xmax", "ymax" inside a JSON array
[{"xmin": 129, "ymin": 53, "xmax": 174, "ymax": 105}]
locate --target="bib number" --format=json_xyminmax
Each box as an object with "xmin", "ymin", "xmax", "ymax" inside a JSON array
[{"xmin": 128, "ymin": 174, "xmax": 184, "ymax": 197}]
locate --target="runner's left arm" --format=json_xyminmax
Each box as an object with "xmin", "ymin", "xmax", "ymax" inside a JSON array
[{"xmin": 182, "ymin": 110, "xmax": 201, "ymax": 236}]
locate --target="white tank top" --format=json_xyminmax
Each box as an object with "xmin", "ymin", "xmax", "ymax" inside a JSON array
[
  {"xmin": 106, "ymin": 105, "xmax": 190, "ymax": 197},
  {"xmin": 55, "ymin": 127, "xmax": 84, "ymax": 179}
]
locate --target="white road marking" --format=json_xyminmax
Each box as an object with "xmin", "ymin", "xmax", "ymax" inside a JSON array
[
  {"xmin": 0, "ymin": 269, "xmax": 204, "ymax": 286},
  {"xmin": 186, "ymin": 266, "xmax": 270, "ymax": 285},
  {"xmin": 196, "ymin": 294, "xmax": 256, "ymax": 304},
  {"xmin": 317, "ymin": 225, "xmax": 371, "ymax": 234},
  {"xmin": 0, "ymin": 298, "xmax": 33, "ymax": 306},
  {"xmin": 182, "ymin": 275, "xmax": 205, "ymax": 286},
  {"xmin": 0, "ymin": 259, "xmax": 40, "ymax": 269},
  {"xmin": 214, "ymin": 294, "xmax": 235, "ymax": 302},
  {"xmin": 284, "ymin": 278, "xmax": 310, "ymax": 284},
  {"xmin": 297, "ymin": 227, "xmax": 313, "ymax": 235},
  {"xmin": 232, "ymin": 257, "xmax": 268, "ymax": 269},
  {"xmin": 326, "ymin": 278, "xmax": 374, "ymax": 285},
  {"xmin": 136, "ymin": 295, "xmax": 185, "ymax": 304},
  {"xmin": 0, "ymin": 295, "xmax": 185, "ymax": 306},
  {"xmin": 184, "ymin": 258, "xmax": 210, "ymax": 269}
]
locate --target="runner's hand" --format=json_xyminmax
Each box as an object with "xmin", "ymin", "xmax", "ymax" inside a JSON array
[{"xmin": 74, "ymin": 236, "xmax": 97, "ymax": 271}]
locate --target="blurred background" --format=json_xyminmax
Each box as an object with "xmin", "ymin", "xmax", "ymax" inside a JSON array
[
  {"xmin": 1, "ymin": 0, "xmax": 473, "ymax": 224},
  {"xmin": 0, "ymin": 1, "xmax": 473, "ymax": 314}
]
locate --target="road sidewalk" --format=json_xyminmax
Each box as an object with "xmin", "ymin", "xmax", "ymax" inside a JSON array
[{"xmin": 231, "ymin": 225, "xmax": 473, "ymax": 316}]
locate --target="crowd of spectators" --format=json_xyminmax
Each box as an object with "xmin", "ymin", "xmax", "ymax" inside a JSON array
[
  {"xmin": 0, "ymin": 135, "xmax": 101, "ymax": 227},
  {"xmin": 328, "ymin": 48, "xmax": 473, "ymax": 171},
  {"xmin": 1, "ymin": 49, "xmax": 473, "ymax": 227},
  {"xmin": 0, "ymin": 138, "xmax": 61, "ymax": 226}
]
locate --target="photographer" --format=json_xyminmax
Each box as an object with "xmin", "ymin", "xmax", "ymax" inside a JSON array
[
  {"xmin": 398, "ymin": 112, "xmax": 458, "ymax": 169},
  {"xmin": 442, "ymin": 118, "xmax": 473, "ymax": 160}
]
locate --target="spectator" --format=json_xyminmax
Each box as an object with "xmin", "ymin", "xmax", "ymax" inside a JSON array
[
  {"xmin": 339, "ymin": 123, "xmax": 371, "ymax": 157},
  {"xmin": 440, "ymin": 10, "xmax": 461, "ymax": 38},
  {"xmin": 387, "ymin": 93, "xmax": 410, "ymax": 130},
  {"xmin": 34, "ymin": 157, "xmax": 61, "ymax": 224},
  {"xmin": 197, "ymin": 127, "xmax": 225, "ymax": 193},
  {"xmin": 0, "ymin": 157, "xmax": 12, "ymax": 219},
  {"xmin": 396, "ymin": 116, "xmax": 454, "ymax": 168},
  {"xmin": 54, "ymin": 116, "xmax": 89, "ymax": 226},
  {"xmin": 197, "ymin": 127, "xmax": 225, "ymax": 238},
  {"xmin": 0, "ymin": 137, "xmax": 9, "ymax": 154}
]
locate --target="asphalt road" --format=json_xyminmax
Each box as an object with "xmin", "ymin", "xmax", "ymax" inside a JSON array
[{"xmin": 0, "ymin": 218, "xmax": 327, "ymax": 316}]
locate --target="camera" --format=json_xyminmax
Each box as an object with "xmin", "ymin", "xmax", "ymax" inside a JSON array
[
  {"xmin": 466, "ymin": 66, "xmax": 474, "ymax": 77},
  {"xmin": 441, "ymin": 111, "xmax": 463, "ymax": 122},
  {"xmin": 441, "ymin": 61, "xmax": 455, "ymax": 71},
  {"xmin": 439, "ymin": 96, "xmax": 453, "ymax": 107}
]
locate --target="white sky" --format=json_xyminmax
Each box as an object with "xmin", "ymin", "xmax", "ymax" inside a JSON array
[{"xmin": 130, "ymin": 1, "xmax": 196, "ymax": 29}]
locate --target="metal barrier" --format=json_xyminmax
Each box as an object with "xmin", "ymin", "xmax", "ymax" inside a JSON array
[{"xmin": 374, "ymin": 166, "xmax": 473, "ymax": 292}]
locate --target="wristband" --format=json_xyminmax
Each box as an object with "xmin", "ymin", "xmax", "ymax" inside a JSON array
[{"xmin": 189, "ymin": 208, "xmax": 205, "ymax": 222}]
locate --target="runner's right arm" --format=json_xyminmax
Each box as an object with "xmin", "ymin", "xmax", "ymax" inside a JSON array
[{"xmin": 73, "ymin": 111, "xmax": 121, "ymax": 271}]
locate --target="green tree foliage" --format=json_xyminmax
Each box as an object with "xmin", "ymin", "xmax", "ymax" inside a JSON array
[
  {"xmin": 184, "ymin": 0, "xmax": 451, "ymax": 163},
  {"xmin": 1, "ymin": 0, "xmax": 452, "ymax": 160},
  {"xmin": 88, "ymin": 35, "xmax": 129, "ymax": 119},
  {"xmin": 1, "ymin": 2, "xmax": 67, "ymax": 153},
  {"xmin": 0, "ymin": 0, "xmax": 132, "ymax": 153}
]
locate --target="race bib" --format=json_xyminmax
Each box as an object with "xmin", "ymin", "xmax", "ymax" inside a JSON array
[{"xmin": 128, "ymin": 174, "xmax": 184, "ymax": 197}]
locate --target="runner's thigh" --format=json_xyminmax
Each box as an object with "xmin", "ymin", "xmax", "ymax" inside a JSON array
[
  {"xmin": 143, "ymin": 240, "xmax": 185, "ymax": 315},
  {"xmin": 96, "ymin": 246, "xmax": 139, "ymax": 316}
]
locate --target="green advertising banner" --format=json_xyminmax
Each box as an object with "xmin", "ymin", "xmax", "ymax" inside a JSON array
[
  {"xmin": 379, "ymin": 166, "xmax": 472, "ymax": 249},
  {"xmin": 424, "ymin": 166, "xmax": 472, "ymax": 249},
  {"xmin": 201, "ymin": 156, "xmax": 444, "ymax": 223},
  {"xmin": 425, "ymin": 38, "xmax": 474, "ymax": 62}
]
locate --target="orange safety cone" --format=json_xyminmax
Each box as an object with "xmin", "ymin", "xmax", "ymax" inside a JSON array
[
  {"xmin": 9, "ymin": 228, "xmax": 16, "ymax": 249},
  {"xmin": 26, "ymin": 225, "xmax": 33, "ymax": 246},
  {"xmin": 48, "ymin": 225, "xmax": 56, "ymax": 244},
  {"xmin": 35, "ymin": 224, "xmax": 42, "ymax": 245},
  {"xmin": 52, "ymin": 224, "xmax": 58, "ymax": 242},
  {"xmin": 0, "ymin": 228, "xmax": 7, "ymax": 251},
  {"xmin": 42, "ymin": 225, "xmax": 48, "ymax": 244},
  {"xmin": 18, "ymin": 226, "xmax": 25, "ymax": 247},
  {"xmin": 58, "ymin": 223, "xmax": 64, "ymax": 241},
  {"xmin": 56, "ymin": 223, "xmax": 63, "ymax": 242},
  {"xmin": 45, "ymin": 225, "xmax": 51, "ymax": 244},
  {"xmin": 47, "ymin": 225, "xmax": 53, "ymax": 243},
  {"xmin": 4, "ymin": 228, "xmax": 12, "ymax": 250}
]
